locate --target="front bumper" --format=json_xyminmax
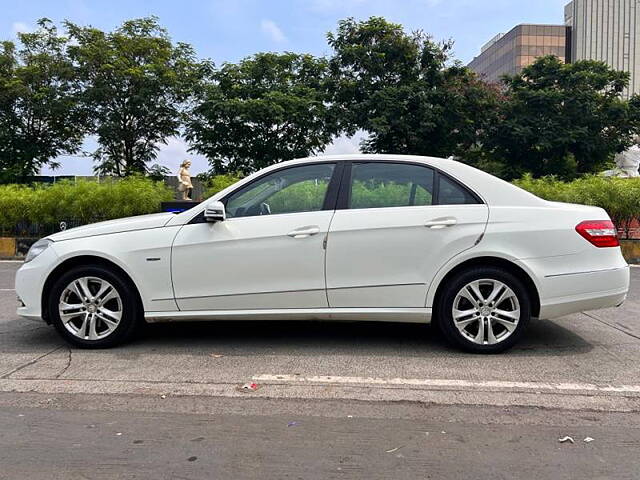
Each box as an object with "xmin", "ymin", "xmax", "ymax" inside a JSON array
[{"xmin": 15, "ymin": 244, "xmax": 58, "ymax": 322}]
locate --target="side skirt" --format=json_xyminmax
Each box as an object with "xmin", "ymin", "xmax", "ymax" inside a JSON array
[{"xmin": 145, "ymin": 308, "xmax": 432, "ymax": 324}]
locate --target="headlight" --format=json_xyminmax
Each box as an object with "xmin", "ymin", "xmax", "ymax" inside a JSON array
[{"xmin": 25, "ymin": 239, "xmax": 52, "ymax": 263}]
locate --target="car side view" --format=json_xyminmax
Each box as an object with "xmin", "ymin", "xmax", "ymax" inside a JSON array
[{"xmin": 16, "ymin": 155, "xmax": 630, "ymax": 353}]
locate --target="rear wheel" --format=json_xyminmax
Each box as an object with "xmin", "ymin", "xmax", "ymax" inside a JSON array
[
  {"xmin": 437, "ymin": 267, "xmax": 531, "ymax": 353},
  {"xmin": 48, "ymin": 265, "xmax": 140, "ymax": 348}
]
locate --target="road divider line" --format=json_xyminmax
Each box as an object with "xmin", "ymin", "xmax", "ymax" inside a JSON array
[{"xmin": 252, "ymin": 374, "xmax": 640, "ymax": 394}]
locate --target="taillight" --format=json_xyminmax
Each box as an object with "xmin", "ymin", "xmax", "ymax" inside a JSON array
[{"xmin": 575, "ymin": 220, "xmax": 619, "ymax": 248}]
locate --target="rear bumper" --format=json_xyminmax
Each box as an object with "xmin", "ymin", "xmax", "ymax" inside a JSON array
[{"xmin": 538, "ymin": 265, "xmax": 630, "ymax": 319}]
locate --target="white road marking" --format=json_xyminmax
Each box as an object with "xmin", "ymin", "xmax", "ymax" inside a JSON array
[
  {"xmin": 0, "ymin": 289, "xmax": 15, "ymax": 292},
  {"xmin": 252, "ymin": 374, "xmax": 640, "ymax": 394},
  {"xmin": 0, "ymin": 260, "xmax": 22, "ymax": 263}
]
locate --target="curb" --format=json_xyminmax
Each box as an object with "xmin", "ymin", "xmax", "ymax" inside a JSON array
[
  {"xmin": 0, "ymin": 237, "xmax": 38, "ymax": 259},
  {"xmin": 1, "ymin": 377, "xmax": 639, "ymax": 413},
  {"xmin": 0, "ymin": 237, "xmax": 15, "ymax": 258},
  {"xmin": 620, "ymin": 240, "xmax": 640, "ymax": 265}
]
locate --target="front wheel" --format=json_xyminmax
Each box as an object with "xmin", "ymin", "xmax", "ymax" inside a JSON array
[
  {"xmin": 48, "ymin": 265, "xmax": 140, "ymax": 348},
  {"xmin": 436, "ymin": 267, "xmax": 531, "ymax": 353}
]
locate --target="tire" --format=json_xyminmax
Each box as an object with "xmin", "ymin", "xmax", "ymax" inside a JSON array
[
  {"xmin": 48, "ymin": 265, "xmax": 140, "ymax": 348},
  {"xmin": 436, "ymin": 266, "xmax": 531, "ymax": 354}
]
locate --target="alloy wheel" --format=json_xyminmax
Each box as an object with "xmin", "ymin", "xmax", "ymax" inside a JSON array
[
  {"xmin": 58, "ymin": 276, "xmax": 123, "ymax": 341},
  {"xmin": 451, "ymin": 278, "xmax": 520, "ymax": 345}
]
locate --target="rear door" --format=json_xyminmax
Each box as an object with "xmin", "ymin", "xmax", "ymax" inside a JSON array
[{"xmin": 325, "ymin": 161, "xmax": 489, "ymax": 308}]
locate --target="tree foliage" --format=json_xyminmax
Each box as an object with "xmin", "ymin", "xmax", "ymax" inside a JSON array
[
  {"xmin": 0, "ymin": 19, "xmax": 87, "ymax": 183},
  {"xmin": 187, "ymin": 52, "xmax": 337, "ymax": 174},
  {"xmin": 479, "ymin": 56, "xmax": 640, "ymax": 180},
  {"xmin": 3, "ymin": 15, "xmax": 640, "ymax": 185},
  {"xmin": 65, "ymin": 17, "xmax": 207, "ymax": 176},
  {"xmin": 146, "ymin": 163, "xmax": 171, "ymax": 181},
  {"xmin": 327, "ymin": 17, "xmax": 501, "ymax": 157}
]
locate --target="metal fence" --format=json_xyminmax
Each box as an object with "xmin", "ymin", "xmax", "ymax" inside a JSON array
[
  {"xmin": 20, "ymin": 175, "xmax": 207, "ymax": 201},
  {"xmin": 1, "ymin": 218, "xmax": 106, "ymax": 238}
]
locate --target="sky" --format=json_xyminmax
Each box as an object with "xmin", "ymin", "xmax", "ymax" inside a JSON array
[{"xmin": 2, "ymin": 0, "xmax": 570, "ymax": 176}]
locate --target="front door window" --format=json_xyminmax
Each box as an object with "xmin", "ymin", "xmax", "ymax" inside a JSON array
[{"xmin": 225, "ymin": 163, "xmax": 336, "ymax": 218}]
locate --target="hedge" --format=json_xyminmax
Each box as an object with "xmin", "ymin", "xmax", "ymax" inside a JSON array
[
  {"xmin": 3, "ymin": 173, "xmax": 637, "ymax": 239},
  {"xmin": 204, "ymin": 173, "xmax": 244, "ymax": 198},
  {"xmin": 514, "ymin": 174, "xmax": 640, "ymax": 237},
  {"xmin": 0, "ymin": 177, "xmax": 173, "ymax": 235}
]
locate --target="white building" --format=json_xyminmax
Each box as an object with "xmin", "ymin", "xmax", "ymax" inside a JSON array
[{"xmin": 565, "ymin": 0, "xmax": 640, "ymax": 98}]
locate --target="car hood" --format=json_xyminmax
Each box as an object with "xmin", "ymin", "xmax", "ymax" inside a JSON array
[{"xmin": 48, "ymin": 212, "xmax": 175, "ymax": 242}]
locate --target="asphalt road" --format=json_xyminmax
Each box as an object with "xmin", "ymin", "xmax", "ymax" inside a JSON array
[{"xmin": 1, "ymin": 262, "xmax": 640, "ymax": 479}]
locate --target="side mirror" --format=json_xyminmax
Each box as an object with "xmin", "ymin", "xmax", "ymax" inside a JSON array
[{"xmin": 204, "ymin": 201, "xmax": 226, "ymax": 223}]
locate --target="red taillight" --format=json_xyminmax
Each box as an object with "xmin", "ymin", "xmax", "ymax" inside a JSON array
[{"xmin": 575, "ymin": 220, "xmax": 619, "ymax": 248}]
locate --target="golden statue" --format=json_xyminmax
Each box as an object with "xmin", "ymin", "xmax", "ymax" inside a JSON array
[{"xmin": 177, "ymin": 160, "xmax": 193, "ymax": 200}]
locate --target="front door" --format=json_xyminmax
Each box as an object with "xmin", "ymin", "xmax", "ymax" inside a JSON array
[
  {"xmin": 171, "ymin": 162, "xmax": 338, "ymax": 311},
  {"xmin": 325, "ymin": 161, "xmax": 489, "ymax": 308}
]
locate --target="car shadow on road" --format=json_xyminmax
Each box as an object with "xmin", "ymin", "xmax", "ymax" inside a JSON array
[
  {"xmin": 138, "ymin": 317, "xmax": 593, "ymax": 357},
  {"xmin": 2, "ymin": 315, "xmax": 594, "ymax": 357}
]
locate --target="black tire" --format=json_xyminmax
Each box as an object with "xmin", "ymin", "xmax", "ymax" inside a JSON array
[
  {"xmin": 436, "ymin": 266, "xmax": 531, "ymax": 354},
  {"xmin": 48, "ymin": 265, "xmax": 141, "ymax": 348}
]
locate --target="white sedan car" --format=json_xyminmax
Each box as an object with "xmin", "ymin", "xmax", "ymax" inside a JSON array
[{"xmin": 16, "ymin": 155, "xmax": 630, "ymax": 353}]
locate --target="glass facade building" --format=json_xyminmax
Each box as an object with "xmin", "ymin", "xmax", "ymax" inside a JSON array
[
  {"xmin": 468, "ymin": 24, "xmax": 570, "ymax": 84},
  {"xmin": 469, "ymin": 1, "xmax": 640, "ymax": 98}
]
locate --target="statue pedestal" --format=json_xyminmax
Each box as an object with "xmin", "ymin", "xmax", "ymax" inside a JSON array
[{"xmin": 161, "ymin": 201, "xmax": 200, "ymax": 213}]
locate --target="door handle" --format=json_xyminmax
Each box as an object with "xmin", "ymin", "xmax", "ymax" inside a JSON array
[
  {"xmin": 287, "ymin": 226, "xmax": 321, "ymax": 238},
  {"xmin": 425, "ymin": 218, "xmax": 457, "ymax": 229}
]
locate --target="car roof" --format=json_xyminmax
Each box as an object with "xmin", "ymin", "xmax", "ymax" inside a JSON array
[{"xmin": 278, "ymin": 153, "xmax": 450, "ymax": 167}]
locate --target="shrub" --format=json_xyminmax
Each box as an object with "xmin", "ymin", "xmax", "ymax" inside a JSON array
[
  {"xmin": 204, "ymin": 173, "xmax": 243, "ymax": 198},
  {"xmin": 0, "ymin": 184, "xmax": 35, "ymax": 232},
  {"xmin": 0, "ymin": 177, "xmax": 173, "ymax": 235},
  {"xmin": 268, "ymin": 180, "xmax": 329, "ymax": 214}
]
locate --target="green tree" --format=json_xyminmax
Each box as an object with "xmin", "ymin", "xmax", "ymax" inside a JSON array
[
  {"xmin": 65, "ymin": 17, "xmax": 207, "ymax": 176},
  {"xmin": 146, "ymin": 163, "xmax": 170, "ymax": 181},
  {"xmin": 327, "ymin": 17, "xmax": 500, "ymax": 157},
  {"xmin": 0, "ymin": 19, "xmax": 87, "ymax": 183},
  {"xmin": 481, "ymin": 56, "xmax": 640, "ymax": 180},
  {"xmin": 186, "ymin": 52, "xmax": 337, "ymax": 174}
]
